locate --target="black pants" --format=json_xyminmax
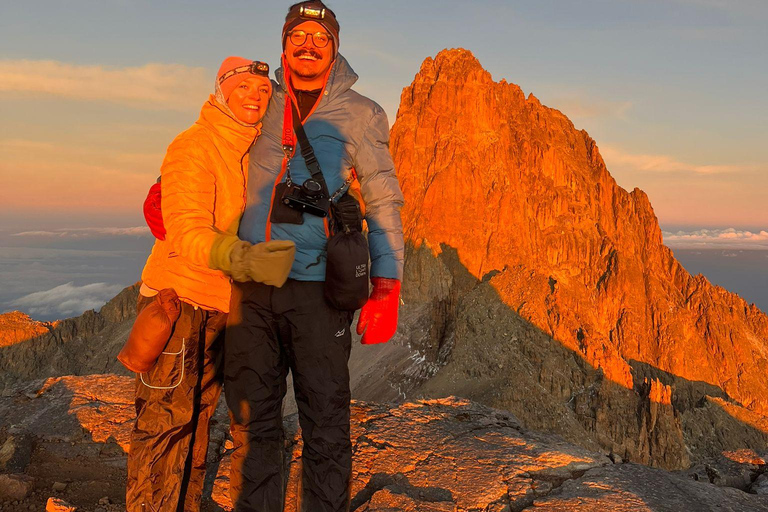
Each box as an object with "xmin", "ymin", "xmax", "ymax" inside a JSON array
[
  {"xmin": 126, "ymin": 296, "xmax": 226, "ymax": 512},
  {"xmin": 225, "ymin": 280, "xmax": 353, "ymax": 512}
]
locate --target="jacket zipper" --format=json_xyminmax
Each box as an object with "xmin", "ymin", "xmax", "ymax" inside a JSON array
[{"xmin": 239, "ymin": 133, "xmax": 259, "ymax": 217}]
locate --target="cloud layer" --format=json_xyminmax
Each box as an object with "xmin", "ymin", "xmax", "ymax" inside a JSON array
[
  {"xmin": 9, "ymin": 282, "xmax": 125, "ymax": 318},
  {"xmin": 552, "ymin": 97, "xmax": 633, "ymax": 120},
  {"xmin": 12, "ymin": 227, "xmax": 151, "ymax": 238},
  {"xmin": 599, "ymin": 146, "xmax": 759, "ymax": 175},
  {"xmin": 0, "ymin": 59, "xmax": 210, "ymax": 110},
  {"xmin": 663, "ymin": 228, "xmax": 768, "ymax": 249}
]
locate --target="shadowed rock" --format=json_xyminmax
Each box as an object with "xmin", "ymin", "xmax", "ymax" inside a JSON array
[
  {"xmin": 532, "ymin": 463, "xmax": 768, "ymax": 511},
  {"xmin": 0, "ymin": 284, "xmax": 139, "ymax": 392},
  {"xmin": 2, "ymin": 375, "xmax": 767, "ymax": 511}
]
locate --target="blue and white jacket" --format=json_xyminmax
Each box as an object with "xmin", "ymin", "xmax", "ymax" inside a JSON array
[{"xmin": 238, "ymin": 54, "xmax": 405, "ymax": 282}]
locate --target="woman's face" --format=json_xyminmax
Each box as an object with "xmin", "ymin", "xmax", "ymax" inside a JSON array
[{"xmin": 227, "ymin": 76, "xmax": 271, "ymax": 124}]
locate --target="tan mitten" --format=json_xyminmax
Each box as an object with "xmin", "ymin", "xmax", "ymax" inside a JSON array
[
  {"xmin": 227, "ymin": 241, "xmax": 253, "ymax": 282},
  {"xmin": 245, "ymin": 240, "xmax": 296, "ymax": 287}
]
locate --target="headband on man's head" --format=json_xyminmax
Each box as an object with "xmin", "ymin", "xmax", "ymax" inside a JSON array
[{"xmin": 282, "ymin": 2, "xmax": 340, "ymax": 54}]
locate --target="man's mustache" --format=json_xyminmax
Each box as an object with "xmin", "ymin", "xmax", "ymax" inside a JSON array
[{"xmin": 293, "ymin": 49, "xmax": 323, "ymax": 60}]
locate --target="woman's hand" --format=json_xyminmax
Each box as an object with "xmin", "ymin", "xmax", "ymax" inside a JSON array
[{"xmin": 229, "ymin": 240, "xmax": 296, "ymax": 287}]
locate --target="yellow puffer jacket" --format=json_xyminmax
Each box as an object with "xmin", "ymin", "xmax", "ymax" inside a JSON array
[{"xmin": 141, "ymin": 95, "xmax": 259, "ymax": 313}]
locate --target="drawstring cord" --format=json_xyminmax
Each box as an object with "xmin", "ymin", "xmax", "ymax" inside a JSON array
[{"xmin": 140, "ymin": 338, "xmax": 186, "ymax": 390}]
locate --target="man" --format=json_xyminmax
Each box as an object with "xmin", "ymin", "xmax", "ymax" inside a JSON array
[{"xmin": 225, "ymin": 1, "xmax": 404, "ymax": 511}]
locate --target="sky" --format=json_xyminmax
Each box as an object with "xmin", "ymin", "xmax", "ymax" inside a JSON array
[{"xmin": 0, "ymin": 0, "xmax": 767, "ymax": 319}]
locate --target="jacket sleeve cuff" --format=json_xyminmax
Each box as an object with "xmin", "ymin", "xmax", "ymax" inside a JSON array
[
  {"xmin": 370, "ymin": 257, "xmax": 403, "ymax": 281},
  {"xmin": 209, "ymin": 234, "xmax": 242, "ymax": 272}
]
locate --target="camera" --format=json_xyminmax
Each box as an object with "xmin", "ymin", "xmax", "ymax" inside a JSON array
[{"xmin": 282, "ymin": 179, "xmax": 330, "ymax": 218}]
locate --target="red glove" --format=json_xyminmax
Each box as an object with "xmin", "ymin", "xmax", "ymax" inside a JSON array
[
  {"xmin": 356, "ymin": 277, "xmax": 401, "ymax": 345},
  {"xmin": 143, "ymin": 182, "xmax": 166, "ymax": 241}
]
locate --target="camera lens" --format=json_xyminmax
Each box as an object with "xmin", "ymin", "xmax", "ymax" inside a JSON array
[{"xmin": 302, "ymin": 179, "xmax": 323, "ymax": 197}]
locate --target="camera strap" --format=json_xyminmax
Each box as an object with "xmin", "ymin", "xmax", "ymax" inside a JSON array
[{"xmin": 282, "ymin": 96, "xmax": 329, "ymax": 196}]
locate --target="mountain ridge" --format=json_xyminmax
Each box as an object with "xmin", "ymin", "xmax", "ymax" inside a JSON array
[
  {"xmin": 393, "ymin": 47, "xmax": 768, "ymax": 413},
  {"xmin": 0, "ymin": 283, "xmax": 138, "ymax": 391},
  {"xmin": 387, "ymin": 48, "xmax": 768, "ymax": 469}
]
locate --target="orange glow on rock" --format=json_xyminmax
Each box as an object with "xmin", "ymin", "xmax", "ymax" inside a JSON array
[
  {"xmin": 722, "ymin": 449, "xmax": 766, "ymax": 466},
  {"xmin": 390, "ymin": 49, "xmax": 768, "ymax": 423},
  {"xmin": 60, "ymin": 375, "xmax": 135, "ymax": 451},
  {"xmin": 0, "ymin": 312, "xmax": 57, "ymax": 348},
  {"xmin": 212, "ymin": 398, "xmax": 609, "ymax": 511}
]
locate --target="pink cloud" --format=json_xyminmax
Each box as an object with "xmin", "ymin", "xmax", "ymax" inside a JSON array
[
  {"xmin": 599, "ymin": 146, "xmax": 759, "ymax": 175},
  {"xmin": 12, "ymin": 227, "xmax": 150, "ymax": 238},
  {"xmin": 0, "ymin": 59, "xmax": 209, "ymax": 111}
]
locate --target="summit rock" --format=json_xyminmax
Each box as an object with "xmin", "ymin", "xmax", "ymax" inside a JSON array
[
  {"xmin": 388, "ymin": 48, "xmax": 768, "ymax": 469},
  {"xmin": 0, "ymin": 311, "xmax": 55, "ymax": 348},
  {"xmin": 2, "ymin": 376, "xmax": 767, "ymax": 511}
]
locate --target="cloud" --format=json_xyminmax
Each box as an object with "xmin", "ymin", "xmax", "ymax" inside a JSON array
[
  {"xmin": 599, "ymin": 145, "xmax": 760, "ymax": 175},
  {"xmin": 0, "ymin": 59, "xmax": 210, "ymax": 111},
  {"xmin": 663, "ymin": 228, "xmax": 768, "ymax": 249},
  {"xmin": 12, "ymin": 227, "xmax": 151, "ymax": 238},
  {"xmin": 8, "ymin": 282, "xmax": 124, "ymax": 318},
  {"xmin": 552, "ymin": 97, "xmax": 633, "ymax": 120}
]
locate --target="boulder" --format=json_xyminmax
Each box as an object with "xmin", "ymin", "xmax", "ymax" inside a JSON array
[{"xmin": 0, "ymin": 473, "xmax": 34, "ymax": 501}]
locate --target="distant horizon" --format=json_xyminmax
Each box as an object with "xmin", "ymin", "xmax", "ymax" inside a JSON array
[
  {"xmin": 1, "ymin": 226, "xmax": 767, "ymax": 323},
  {"xmin": 2, "ymin": 247, "xmax": 766, "ymax": 324}
]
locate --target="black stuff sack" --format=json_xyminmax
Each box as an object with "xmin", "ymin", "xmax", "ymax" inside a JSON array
[{"xmin": 325, "ymin": 192, "xmax": 369, "ymax": 311}]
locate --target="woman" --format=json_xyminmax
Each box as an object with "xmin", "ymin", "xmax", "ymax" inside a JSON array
[{"xmin": 125, "ymin": 57, "xmax": 295, "ymax": 512}]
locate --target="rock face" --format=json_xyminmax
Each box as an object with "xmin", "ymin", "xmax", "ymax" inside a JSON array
[
  {"xmin": 385, "ymin": 48, "xmax": 768, "ymax": 469},
  {"xmin": 531, "ymin": 462, "xmax": 768, "ymax": 512},
  {"xmin": 0, "ymin": 376, "xmax": 139, "ymax": 511},
  {"xmin": 0, "ymin": 311, "xmax": 55, "ymax": 348},
  {"xmin": 0, "ymin": 284, "xmax": 139, "ymax": 391},
  {"xmin": 2, "ymin": 375, "xmax": 767, "ymax": 512}
]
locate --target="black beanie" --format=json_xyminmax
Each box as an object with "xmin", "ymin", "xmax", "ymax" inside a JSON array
[{"xmin": 282, "ymin": 2, "xmax": 340, "ymax": 55}]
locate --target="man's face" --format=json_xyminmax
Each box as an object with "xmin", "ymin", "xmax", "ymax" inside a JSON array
[{"xmin": 284, "ymin": 21, "xmax": 334, "ymax": 83}]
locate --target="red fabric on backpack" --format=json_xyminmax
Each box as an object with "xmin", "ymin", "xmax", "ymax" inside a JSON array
[{"xmin": 143, "ymin": 182, "xmax": 166, "ymax": 241}]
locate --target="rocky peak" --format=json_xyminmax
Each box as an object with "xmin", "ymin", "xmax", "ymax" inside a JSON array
[
  {"xmin": 0, "ymin": 311, "xmax": 55, "ymax": 348},
  {"xmin": 416, "ymin": 48, "xmax": 493, "ymax": 85},
  {"xmin": 391, "ymin": 49, "xmax": 768, "ymax": 466}
]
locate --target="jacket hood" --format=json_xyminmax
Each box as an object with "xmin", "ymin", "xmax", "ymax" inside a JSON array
[
  {"xmin": 275, "ymin": 53, "xmax": 358, "ymax": 102},
  {"xmin": 197, "ymin": 95, "xmax": 260, "ymax": 153}
]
